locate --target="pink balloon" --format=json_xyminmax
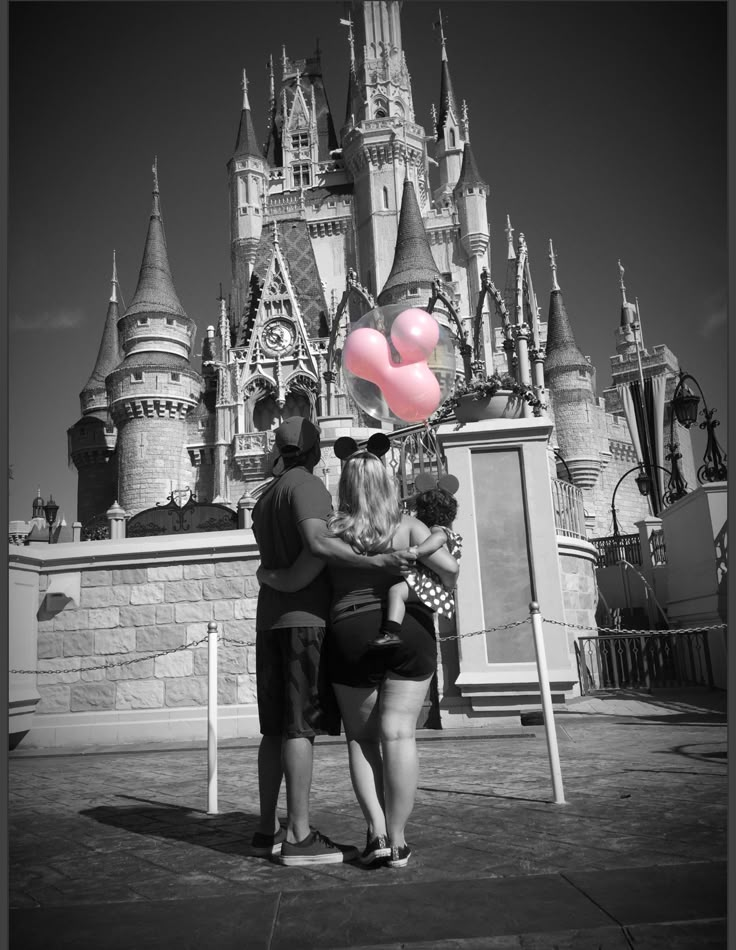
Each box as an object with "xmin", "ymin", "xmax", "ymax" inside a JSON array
[
  {"xmin": 390, "ymin": 308, "xmax": 440, "ymax": 364},
  {"xmin": 342, "ymin": 324, "xmax": 442, "ymax": 423}
]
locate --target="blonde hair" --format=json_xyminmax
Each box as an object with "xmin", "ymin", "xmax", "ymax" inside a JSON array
[{"xmin": 328, "ymin": 450, "xmax": 401, "ymax": 554}]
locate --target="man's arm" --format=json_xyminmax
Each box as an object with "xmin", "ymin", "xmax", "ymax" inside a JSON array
[
  {"xmin": 299, "ymin": 519, "xmax": 417, "ymax": 573},
  {"xmin": 256, "ymin": 547, "xmax": 325, "ymax": 592}
]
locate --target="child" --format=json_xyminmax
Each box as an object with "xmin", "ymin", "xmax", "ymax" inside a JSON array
[{"xmin": 372, "ymin": 484, "xmax": 462, "ymax": 648}]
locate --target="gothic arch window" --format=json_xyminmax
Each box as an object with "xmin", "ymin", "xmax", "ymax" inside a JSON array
[
  {"xmin": 374, "ymin": 97, "xmax": 388, "ymax": 119},
  {"xmin": 449, "ymin": 129, "xmax": 456, "ymax": 148},
  {"xmin": 382, "ymin": 186, "xmax": 390, "ymax": 210}
]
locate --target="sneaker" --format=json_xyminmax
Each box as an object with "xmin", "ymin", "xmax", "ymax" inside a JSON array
[
  {"xmin": 250, "ymin": 826, "xmax": 286, "ymax": 856},
  {"xmin": 280, "ymin": 830, "xmax": 359, "ymax": 866},
  {"xmin": 360, "ymin": 832, "xmax": 391, "ymax": 865},
  {"xmin": 387, "ymin": 843, "xmax": 412, "ymax": 868},
  {"xmin": 370, "ymin": 633, "xmax": 402, "ymax": 648}
]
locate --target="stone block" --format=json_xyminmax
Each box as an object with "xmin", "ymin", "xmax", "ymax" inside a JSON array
[
  {"xmin": 215, "ymin": 560, "xmax": 248, "ymax": 578},
  {"xmin": 218, "ymin": 675, "xmax": 237, "ymax": 705},
  {"xmin": 186, "ymin": 623, "xmax": 210, "ymax": 645},
  {"xmin": 106, "ymin": 658, "xmax": 155, "ymax": 681},
  {"xmin": 220, "ymin": 644, "xmax": 248, "ymax": 674},
  {"xmin": 214, "ymin": 601, "xmax": 235, "ymax": 621},
  {"xmin": 53, "ymin": 609, "xmax": 90, "ymax": 632},
  {"xmin": 244, "ymin": 577, "xmax": 261, "ymax": 598},
  {"xmin": 129, "ymin": 583, "xmax": 165, "ymax": 605},
  {"xmin": 192, "ymin": 647, "xmax": 208, "ymax": 675},
  {"xmin": 37, "ymin": 659, "xmax": 81, "ymax": 684},
  {"xmin": 136, "ymin": 625, "xmax": 186, "ymax": 652},
  {"xmin": 95, "ymin": 628, "xmax": 136, "ymax": 655},
  {"xmin": 183, "ymin": 563, "xmax": 215, "ymax": 579},
  {"xmin": 36, "ymin": 618, "xmax": 56, "ymax": 633},
  {"xmin": 175, "ymin": 601, "xmax": 213, "ymax": 623},
  {"xmin": 116, "ymin": 680, "xmax": 165, "ymax": 709},
  {"xmin": 148, "ymin": 564, "xmax": 184, "ymax": 581},
  {"xmin": 38, "ymin": 632, "xmax": 64, "ymax": 659},
  {"xmin": 202, "ymin": 577, "xmax": 244, "ymax": 601},
  {"xmin": 70, "ymin": 682, "xmax": 117, "ymax": 711},
  {"xmin": 37, "ymin": 685, "xmax": 71, "ymax": 713},
  {"xmin": 80, "ymin": 586, "xmax": 131, "ymax": 609},
  {"xmin": 119, "ymin": 604, "xmax": 158, "ymax": 627},
  {"xmin": 245, "ymin": 645, "xmax": 257, "ymax": 674},
  {"xmin": 164, "ymin": 580, "xmax": 203, "ymax": 602},
  {"xmin": 237, "ymin": 674, "xmax": 257, "ymax": 704},
  {"xmin": 63, "ymin": 631, "xmax": 97, "ymax": 656},
  {"xmin": 81, "ymin": 570, "xmax": 112, "ymax": 587},
  {"xmin": 155, "ymin": 604, "xmax": 175, "ymax": 623},
  {"xmin": 80, "ymin": 667, "xmax": 107, "ymax": 682},
  {"xmin": 86, "ymin": 607, "xmax": 120, "ymax": 630},
  {"xmin": 165, "ymin": 677, "xmax": 206, "ymax": 706},
  {"xmin": 233, "ymin": 599, "xmax": 257, "ymax": 620},
  {"xmin": 154, "ymin": 651, "xmax": 194, "ymax": 677},
  {"xmin": 112, "ymin": 568, "xmax": 147, "ymax": 585},
  {"xmin": 224, "ymin": 618, "xmax": 257, "ymax": 644}
]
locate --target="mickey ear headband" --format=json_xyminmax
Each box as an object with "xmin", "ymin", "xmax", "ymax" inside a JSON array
[
  {"xmin": 334, "ymin": 433, "xmax": 391, "ymax": 460},
  {"xmin": 413, "ymin": 472, "xmax": 459, "ymax": 495}
]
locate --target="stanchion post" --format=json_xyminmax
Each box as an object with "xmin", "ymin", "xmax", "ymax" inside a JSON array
[
  {"xmin": 207, "ymin": 620, "xmax": 219, "ymax": 815},
  {"xmin": 529, "ymin": 602, "xmax": 566, "ymax": 804}
]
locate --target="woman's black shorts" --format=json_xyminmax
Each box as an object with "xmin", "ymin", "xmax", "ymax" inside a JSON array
[{"xmin": 327, "ymin": 604, "xmax": 436, "ymax": 688}]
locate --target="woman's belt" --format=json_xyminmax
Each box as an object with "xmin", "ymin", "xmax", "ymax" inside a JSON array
[{"xmin": 330, "ymin": 602, "xmax": 381, "ymax": 624}]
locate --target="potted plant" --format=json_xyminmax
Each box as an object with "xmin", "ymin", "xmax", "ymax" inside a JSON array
[{"xmin": 436, "ymin": 372, "xmax": 546, "ymax": 424}]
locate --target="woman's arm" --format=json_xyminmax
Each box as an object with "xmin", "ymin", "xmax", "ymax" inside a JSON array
[{"xmin": 408, "ymin": 518, "xmax": 459, "ymax": 589}]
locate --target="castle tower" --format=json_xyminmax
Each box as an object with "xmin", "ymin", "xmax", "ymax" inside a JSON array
[
  {"xmin": 106, "ymin": 163, "xmax": 202, "ymax": 514},
  {"xmin": 453, "ymin": 140, "xmax": 490, "ymax": 339},
  {"xmin": 228, "ymin": 69, "xmax": 267, "ymax": 326},
  {"xmin": 544, "ymin": 241, "xmax": 603, "ymax": 489},
  {"xmin": 433, "ymin": 16, "xmax": 464, "ymax": 207},
  {"xmin": 341, "ymin": 0, "xmax": 427, "ymax": 296},
  {"xmin": 67, "ymin": 252, "xmax": 123, "ymax": 523}
]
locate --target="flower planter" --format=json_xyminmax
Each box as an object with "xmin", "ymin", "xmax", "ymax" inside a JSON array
[{"xmin": 453, "ymin": 389, "xmax": 525, "ymax": 423}]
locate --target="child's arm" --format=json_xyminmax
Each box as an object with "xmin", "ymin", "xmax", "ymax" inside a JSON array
[{"xmin": 409, "ymin": 526, "xmax": 448, "ymax": 560}]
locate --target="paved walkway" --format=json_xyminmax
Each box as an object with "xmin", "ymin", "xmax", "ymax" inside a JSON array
[{"xmin": 8, "ymin": 689, "xmax": 729, "ymax": 949}]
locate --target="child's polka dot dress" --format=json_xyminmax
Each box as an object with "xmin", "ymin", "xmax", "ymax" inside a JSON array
[{"xmin": 406, "ymin": 529, "xmax": 463, "ymax": 617}]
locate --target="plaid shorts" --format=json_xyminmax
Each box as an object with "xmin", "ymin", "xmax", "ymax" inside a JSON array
[{"xmin": 256, "ymin": 626, "xmax": 341, "ymax": 739}]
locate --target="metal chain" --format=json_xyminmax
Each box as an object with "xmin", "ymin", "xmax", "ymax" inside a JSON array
[{"xmin": 10, "ymin": 616, "xmax": 725, "ymax": 674}]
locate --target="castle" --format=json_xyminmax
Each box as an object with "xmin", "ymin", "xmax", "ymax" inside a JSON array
[{"xmin": 65, "ymin": 0, "xmax": 696, "ymax": 540}]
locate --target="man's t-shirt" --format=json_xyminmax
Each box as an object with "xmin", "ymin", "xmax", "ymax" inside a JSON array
[{"xmin": 252, "ymin": 465, "xmax": 332, "ymax": 631}]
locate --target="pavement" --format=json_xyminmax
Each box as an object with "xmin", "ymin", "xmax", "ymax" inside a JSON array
[{"xmin": 7, "ymin": 688, "xmax": 730, "ymax": 950}]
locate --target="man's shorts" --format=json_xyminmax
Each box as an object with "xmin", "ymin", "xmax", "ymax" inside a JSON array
[{"xmin": 256, "ymin": 626, "xmax": 341, "ymax": 739}]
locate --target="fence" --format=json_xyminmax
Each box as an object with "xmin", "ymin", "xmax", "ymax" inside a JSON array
[
  {"xmin": 575, "ymin": 630, "xmax": 714, "ymax": 694},
  {"xmin": 550, "ymin": 477, "xmax": 587, "ymax": 540},
  {"xmin": 592, "ymin": 534, "xmax": 642, "ymax": 568}
]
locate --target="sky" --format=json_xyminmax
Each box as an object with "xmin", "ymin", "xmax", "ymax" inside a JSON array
[{"xmin": 7, "ymin": 0, "xmax": 729, "ymax": 523}]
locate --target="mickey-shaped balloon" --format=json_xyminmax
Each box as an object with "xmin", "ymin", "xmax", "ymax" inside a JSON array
[{"xmin": 341, "ymin": 304, "xmax": 456, "ymax": 425}]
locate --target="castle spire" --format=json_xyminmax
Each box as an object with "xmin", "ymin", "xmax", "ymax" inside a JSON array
[
  {"xmin": 378, "ymin": 178, "xmax": 441, "ymax": 305},
  {"xmin": 549, "ymin": 239, "xmax": 560, "ymax": 291},
  {"xmin": 505, "ymin": 215, "xmax": 516, "ymax": 261},
  {"xmin": 435, "ymin": 10, "xmax": 458, "ymax": 140},
  {"xmin": 233, "ymin": 68, "xmax": 262, "ymax": 158},
  {"xmin": 618, "ymin": 259, "xmax": 628, "ymax": 305},
  {"xmin": 124, "ymin": 162, "xmax": 187, "ymax": 320},
  {"xmin": 79, "ymin": 251, "xmax": 124, "ymax": 413}
]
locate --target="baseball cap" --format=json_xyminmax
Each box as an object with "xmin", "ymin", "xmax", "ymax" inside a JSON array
[{"xmin": 272, "ymin": 417, "xmax": 321, "ymax": 475}]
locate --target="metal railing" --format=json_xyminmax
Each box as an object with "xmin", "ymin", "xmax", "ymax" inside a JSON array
[
  {"xmin": 650, "ymin": 529, "xmax": 667, "ymax": 564},
  {"xmin": 593, "ymin": 534, "xmax": 642, "ymax": 568},
  {"xmin": 575, "ymin": 631, "xmax": 714, "ymax": 694},
  {"xmin": 550, "ymin": 477, "xmax": 586, "ymax": 540}
]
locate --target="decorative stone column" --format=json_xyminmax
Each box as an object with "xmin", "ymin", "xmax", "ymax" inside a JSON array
[
  {"xmin": 436, "ymin": 416, "xmax": 577, "ymax": 724},
  {"xmin": 106, "ymin": 501, "xmax": 126, "ymax": 540}
]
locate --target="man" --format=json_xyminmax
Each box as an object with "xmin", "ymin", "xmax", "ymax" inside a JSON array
[{"xmin": 250, "ymin": 416, "xmax": 413, "ymax": 866}]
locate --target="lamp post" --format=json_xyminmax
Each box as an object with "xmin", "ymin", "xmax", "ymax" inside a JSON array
[
  {"xmin": 665, "ymin": 371, "xmax": 727, "ymax": 502},
  {"xmin": 610, "ymin": 465, "xmax": 652, "ymax": 539},
  {"xmin": 43, "ymin": 495, "xmax": 59, "ymax": 544}
]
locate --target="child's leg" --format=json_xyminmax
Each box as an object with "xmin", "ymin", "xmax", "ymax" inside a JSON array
[{"xmin": 372, "ymin": 581, "xmax": 410, "ymax": 648}]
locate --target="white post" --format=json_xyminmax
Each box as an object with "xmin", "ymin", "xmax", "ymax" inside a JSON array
[
  {"xmin": 207, "ymin": 620, "xmax": 219, "ymax": 815},
  {"xmin": 529, "ymin": 602, "xmax": 566, "ymax": 804}
]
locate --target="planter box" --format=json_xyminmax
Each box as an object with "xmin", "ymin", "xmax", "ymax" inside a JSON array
[{"xmin": 454, "ymin": 390, "xmax": 525, "ymax": 423}]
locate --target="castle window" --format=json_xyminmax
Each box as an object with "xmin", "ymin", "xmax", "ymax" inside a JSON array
[
  {"xmin": 166, "ymin": 318, "xmax": 174, "ymax": 325},
  {"xmin": 291, "ymin": 132, "xmax": 310, "ymax": 157},
  {"xmin": 171, "ymin": 372, "xmax": 180, "ymax": 381},
  {"xmin": 382, "ymin": 186, "xmax": 389, "ymax": 210},
  {"xmin": 409, "ymin": 286, "xmax": 419, "ymax": 295},
  {"xmin": 293, "ymin": 163, "xmax": 311, "ymax": 188},
  {"xmin": 449, "ymin": 129, "xmax": 456, "ymax": 147},
  {"xmin": 137, "ymin": 317, "xmax": 148, "ymax": 325},
  {"xmin": 374, "ymin": 97, "xmax": 388, "ymax": 119},
  {"xmin": 132, "ymin": 371, "xmax": 143, "ymax": 382}
]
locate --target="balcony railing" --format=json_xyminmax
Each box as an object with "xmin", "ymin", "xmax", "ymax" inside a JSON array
[
  {"xmin": 575, "ymin": 631, "xmax": 714, "ymax": 693},
  {"xmin": 550, "ymin": 477, "xmax": 586, "ymax": 540},
  {"xmin": 593, "ymin": 534, "xmax": 642, "ymax": 568}
]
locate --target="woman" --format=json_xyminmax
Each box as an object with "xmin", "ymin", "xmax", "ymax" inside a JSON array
[{"xmin": 262, "ymin": 450, "xmax": 459, "ymax": 869}]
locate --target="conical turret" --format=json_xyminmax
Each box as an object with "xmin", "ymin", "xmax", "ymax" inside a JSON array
[
  {"xmin": 434, "ymin": 13, "xmax": 464, "ymax": 200},
  {"xmin": 545, "ymin": 241, "xmax": 602, "ymax": 489},
  {"xmin": 453, "ymin": 140, "xmax": 489, "ymax": 260},
  {"xmin": 79, "ymin": 252, "xmax": 124, "ymax": 416},
  {"xmin": 378, "ymin": 177, "xmax": 441, "ymax": 305}
]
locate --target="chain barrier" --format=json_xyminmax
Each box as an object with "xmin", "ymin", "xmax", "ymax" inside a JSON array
[{"xmin": 9, "ymin": 617, "xmax": 726, "ymax": 675}]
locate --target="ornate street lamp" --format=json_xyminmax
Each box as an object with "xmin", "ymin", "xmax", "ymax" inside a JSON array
[
  {"xmin": 43, "ymin": 495, "xmax": 59, "ymax": 544},
  {"xmin": 665, "ymin": 371, "xmax": 727, "ymax": 502},
  {"xmin": 610, "ymin": 463, "xmax": 670, "ymax": 538}
]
